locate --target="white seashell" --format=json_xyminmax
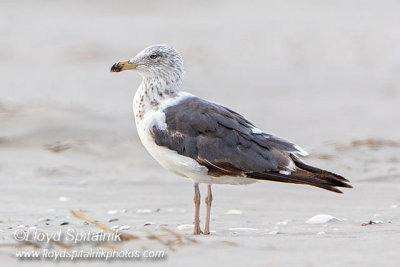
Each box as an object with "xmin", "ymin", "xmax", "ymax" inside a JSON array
[
  {"xmin": 119, "ymin": 225, "xmax": 131, "ymax": 230},
  {"xmin": 225, "ymin": 209, "xmax": 243, "ymax": 215},
  {"xmin": 176, "ymin": 224, "xmax": 194, "ymax": 231},
  {"xmin": 58, "ymin": 196, "xmax": 69, "ymax": 202},
  {"xmin": 107, "ymin": 210, "xmax": 118, "ymax": 215},
  {"xmin": 306, "ymin": 214, "xmax": 341, "ymax": 224}
]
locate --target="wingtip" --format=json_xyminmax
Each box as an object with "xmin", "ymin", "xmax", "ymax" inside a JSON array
[
  {"xmin": 329, "ymin": 186, "xmax": 344, "ymax": 194},
  {"xmin": 332, "ymin": 182, "xmax": 352, "ymax": 193}
]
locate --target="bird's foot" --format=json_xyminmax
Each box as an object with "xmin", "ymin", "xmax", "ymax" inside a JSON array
[{"xmin": 193, "ymin": 225, "xmax": 203, "ymax": 235}]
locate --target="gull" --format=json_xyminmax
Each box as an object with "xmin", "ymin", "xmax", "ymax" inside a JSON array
[{"xmin": 111, "ymin": 44, "xmax": 351, "ymax": 235}]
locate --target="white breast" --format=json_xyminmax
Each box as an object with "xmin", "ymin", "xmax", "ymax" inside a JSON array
[{"xmin": 133, "ymin": 91, "xmax": 207, "ymax": 176}]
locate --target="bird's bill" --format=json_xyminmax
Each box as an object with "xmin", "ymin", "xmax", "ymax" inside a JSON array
[{"xmin": 110, "ymin": 61, "xmax": 138, "ymax": 72}]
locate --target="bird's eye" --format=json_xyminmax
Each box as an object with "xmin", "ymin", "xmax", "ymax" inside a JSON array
[{"xmin": 149, "ymin": 54, "xmax": 159, "ymax": 59}]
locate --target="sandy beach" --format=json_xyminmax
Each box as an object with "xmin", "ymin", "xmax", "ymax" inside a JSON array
[{"xmin": 1, "ymin": 1, "xmax": 399, "ymax": 266}]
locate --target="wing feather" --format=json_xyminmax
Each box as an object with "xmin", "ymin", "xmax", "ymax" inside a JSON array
[{"xmin": 151, "ymin": 96, "xmax": 351, "ymax": 193}]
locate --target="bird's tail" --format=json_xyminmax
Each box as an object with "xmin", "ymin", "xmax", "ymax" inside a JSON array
[{"xmin": 246, "ymin": 155, "xmax": 352, "ymax": 193}]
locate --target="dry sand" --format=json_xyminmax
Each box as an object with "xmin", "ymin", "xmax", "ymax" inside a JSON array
[{"xmin": 1, "ymin": 1, "xmax": 400, "ymax": 266}]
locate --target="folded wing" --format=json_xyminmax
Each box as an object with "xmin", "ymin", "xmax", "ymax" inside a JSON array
[{"xmin": 151, "ymin": 96, "xmax": 351, "ymax": 193}]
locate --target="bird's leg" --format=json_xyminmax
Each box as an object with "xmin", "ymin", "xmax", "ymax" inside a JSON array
[
  {"xmin": 203, "ymin": 184, "xmax": 213, "ymax": 235},
  {"xmin": 193, "ymin": 183, "xmax": 202, "ymax": 235}
]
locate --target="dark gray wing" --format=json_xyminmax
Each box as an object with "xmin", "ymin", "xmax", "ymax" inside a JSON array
[
  {"xmin": 152, "ymin": 96, "xmax": 352, "ymax": 193},
  {"xmin": 152, "ymin": 96, "xmax": 302, "ymax": 176}
]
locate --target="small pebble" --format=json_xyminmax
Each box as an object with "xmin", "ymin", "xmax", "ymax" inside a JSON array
[
  {"xmin": 361, "ymin": 220, "xmax": 383, "ymax": 226},
  {"xmin": 60, "ymin": 222, "xmax": 69, "ymax": 226},
  {"xmin": 111, "ymin": 225, "xmax": 120, "ymax": 230},
  {"xmin": 119, "ymin": 225, "xmax": 130, "ymax": 230},
  {"xmin": 108, "ymin": 218, "xmax": 119, "ymax": 222},
  {"xmin": 268, "ymin": 231, "xmax": 280, "ymax": 235},
  {"xmin": 39, "ymin": 217, "xmax": 51, "ymax": 222},
  {"xmin": 17, "ymin": 225, "xmax": 25, "ymax": 228},
  {"xmin": 317, "ymin": 231, "xmax": 326, "ymax": 235},
  {"xmin": 391, "ymin": 204, "xmax": 398, "ymax": 209}
]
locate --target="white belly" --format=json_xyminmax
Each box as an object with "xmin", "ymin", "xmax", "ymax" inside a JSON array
[{"xmin": 137, "ymin": 119, "xmax": 209, "ymax": 180}]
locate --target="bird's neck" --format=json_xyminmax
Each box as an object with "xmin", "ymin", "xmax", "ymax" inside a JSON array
[
  {"xmin": 143, "ymin": 76, "xmax": 180, "ymax": 99},
  {"xmin": 133, "ymin": 76, "xmax": 181, "ymax": 120}
]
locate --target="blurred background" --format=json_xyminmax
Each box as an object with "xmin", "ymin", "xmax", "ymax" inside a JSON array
[
  {"xmin": 0, "ymin": 1, "xmax": 399, "ymax": 265},
  {"xmin": 1, "ymin": 0, "xmax": 399, "ymax": 145}
]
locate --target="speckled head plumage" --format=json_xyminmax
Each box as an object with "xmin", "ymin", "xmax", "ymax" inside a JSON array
[{"xmin": 111, "ymin": 44, "xmax": 184, "ymax": 87}]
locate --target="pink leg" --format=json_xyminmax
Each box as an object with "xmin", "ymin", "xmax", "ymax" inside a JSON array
[
  {"xmin": 193, "ymin": 183, "xmax": 203, "ymax": 235},
  {"xmin": 203, "ymin": 184, "xmax": 213, "ymax": 235}
]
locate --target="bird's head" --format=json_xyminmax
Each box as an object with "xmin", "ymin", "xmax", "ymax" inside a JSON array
[{"xmin": 111, "ymin": 44, "xmax": 184, "ymax": 83}]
